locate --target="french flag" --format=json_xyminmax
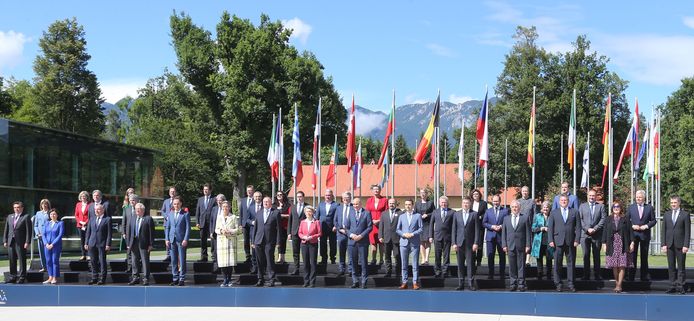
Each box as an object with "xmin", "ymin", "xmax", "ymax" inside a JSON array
[{"xmin": 476, "ymin": 89, "xmax": 489, "ymax": 167}]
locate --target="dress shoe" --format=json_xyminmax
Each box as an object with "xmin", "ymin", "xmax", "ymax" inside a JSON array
[
  {"xmin": 666, "ymin": 288, "xmax": 677, "ymax": 294},
  {"xmin": 255, "ymin": 280, "xmax": 264, "ymax": 287},
  {"xmin": 595, "ymin": 276, "xmax": 603, "ymax": 281},
  {"xmin": 331, "ymin": 259, "xmax": 336, "ymax": 264},
  {"xmin": 487, "ymin": 275, "xmax": 494, "ymax": 280},
  {"xmin": 178, "ymin": 280, "xmax": 185, "ymax": 286},
  {"xmin": 555, "ymin": 285, "xmax": 562, "ymax": 292},
  {"xmin": 581, "ymin": 277, "xmax": 590, "ymax": 281},
  {"xmin": 361, "ymin": 283, "xmax": 367, "ymax": 289},
  {"xmin": 567, "ymin": 287, "xmax": 576, "ymax": 292},
  {"xmin": 679, "ymin": 288, "xmax": 687, "ymax": 295},
  {"xmin": 337, "ymin": 271, "xmax": 345, "ymax": 277},
  {"xmin": 267, "ymin": 280, "xmax": 275, "ymax": 287},
  {"xmin": 128, "ymin": 279, "xmax": 140, "ymax": 285},
  {"xmin": 303, "ymin": 283, "xmax": 310, "ymax": 287},
  {"xmin": 39, "ymin": 268, "xmax": 46, "ymax": 272},
  {"xmin": 309, "ymin": 284, "xmax": 315, "ymax": 288},
  {"xmin": 96, "ymin": 280, "xmax": 104, "ymax": 285},
  {"xmin": 641, "ymin": 277, "xmax": 650, "ymax": 282},
  {"xmin": 170, "ymin": 281, "xmax": 178, "ymax": 286},
  {"xmin": 412, "ymin": 283, "xmax": 420, "ymax": 290},
  {"xmin": 351, "ymin": 283, "xmax": 359, "ymax": 288},
  {"xmin": 16, "ymin": 279, "xmax": 25, "ymax": 284},
  {"xmin": 88, "ymin": 280, "xmax": 96, "ymax": 285},
  {"xmin": 290, "ymin": 270, "xmax": 299, "ymax": 276},
  {"xmin": 142, "ymin": 281, "xmax": 149, "ymax": 286},
  {"xmin": 469, "ymin": 285, "xmax": 477, "ymax": 291},
  {"xmin": 434, "ymin": 273, "xmax": 442, "ymax": 279},
  {"xmin": 509, "ymin": 286, "xmax": 518, "ymax": 292},
  {"xmin": 455, "ymin": 285, "xmax": 464, "ymax": 291},
  {"xmin": 5, "ymin": 278, "xmax": 17, "ymax": 284},
  {"xmin": 399, "ymin": 283, "xmax": 408, "ymax": 289},
  {"xmin": 519, "ymin": 287, "xmax": 527, "ymax": 292}
]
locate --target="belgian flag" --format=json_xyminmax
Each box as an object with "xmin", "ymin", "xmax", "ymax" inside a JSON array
[{"xmin": 414, "ymin": 92, "xmax": 441, "ymax": 164}]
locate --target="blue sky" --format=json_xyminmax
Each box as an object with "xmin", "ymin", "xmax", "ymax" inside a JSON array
[{"xmin": 1, "ymin": 1, "xmax": 693, "ymax": 119}]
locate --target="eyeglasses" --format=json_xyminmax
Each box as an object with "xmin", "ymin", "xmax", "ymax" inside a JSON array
[{"xmin": 612, "ymin": 205, "xmax": 621, "ymax": 208}]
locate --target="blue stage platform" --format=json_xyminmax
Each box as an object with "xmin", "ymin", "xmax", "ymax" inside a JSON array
[{"xmin": 0, "ymin": 284, "xmax": 692, "ymax": 321}]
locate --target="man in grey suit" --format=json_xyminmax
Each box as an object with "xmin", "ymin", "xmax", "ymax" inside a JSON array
[
  {"xmin": 121, "ymin": 194, "xmax": 139, "ymax": 275},
  {"xmin": 160, "ymin": 186, "xmax": 177, "ymax": 263},
  {"xmin": 288, "ymin": 191, "xmax": 308, "ymax": 275},
  {"xmin": 195, "ymin": 183, "xmax": 215, "ymax": 262},
  {"xmin": 239, "ymin": 185, "xmax": 255, "ymax": 263},
  {"xmin": 3, "ymin": 201, "xmax": 31, "ymax": 283},
  {"xmin": 397, "ymin": 199, "xmax": 423, "ymax": 289},
  {"xmin": 661, "ymin": 195, "xmax": 690, "ymax": 294},
  {"xmin": 548, "ymin": 194, "xmax": 582, "ymax": 292},
  {"xmin": 429, "ymin": 196, "xmax": 454, "ymax": 278},
  {"xmin": 127, "ymin": 203, "xmax": 155, "ymax": 285},
  {"xmin": 502, "ymin": 200, "xmax": 532, "ymax": 292},
  {"xmin": 88, "ymin": 189, "xmax": 112, "ymax": 219},
  {"xmin": 379, "ymin": 198, "xmax": 401, "ymax": 278},
  {"xmin": 85, "ymin": 204, "xmax": 112, "ymax": 285},
  {"xmin": 252, "ymin": 196, "xmax": 281, "ymax": 287},
  {"xmin": 579, "ymin": 188, "xmax": 606, "ymax": 280},
  {"xmin": 452, "ymin": 197, "xmax": 479, "ymax": 291}
]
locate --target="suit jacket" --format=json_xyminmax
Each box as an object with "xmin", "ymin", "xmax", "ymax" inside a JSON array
[
  {"xmin": 501, "ymin": 214, "xmax": 532, "ymax": 251},
  {"xmin": 378, "ymin": 208, "xmax": 402, "ymax": 244},
  {"xmin": 88, "ymin": 200, "xmax": 112, "ymax": 220},
  {"xmin": 345, "ymin": 208, "xmax": 372, "ymax": 246},
  {"xmin": 628, "ymin": 203, "xmax": 657, "ymax": 240},
  {"xmin": 253, "ymin": 208, "xmax": 281, "ymax": 245},
  {"xmin": 160, "ymin": 198, "xmax": 174, "ymax": 228},
  {"xmin": 602, "ymin": 215, "xmax": 633, "ymax": 256},
  {"xmin": 298, "ymin": 219, "xmax": 322, "ymax": 244},
  {"xmin": 661, "ymin": 209, "xmax": 691, "ymax": 248},
  {"xmin": 127, "ymin": 215, "xmax": 155, "ymax": 249},
  {"xmin": 247, "ymin": 202, "xmax": 263, "ymax": 239},
  {"xmin": 547, "ymin": 207, "xmax": 582, "ymax": 246},
  {"xmin": 85, "ymin": 216, "xmax": 112, "ymax": 248},
  {"xmin": 288, "ymin": 202, "xmax": 308, "ymax": 236},
  {"xmin": 483, "ymin": 207, "xmax": 509, "ymax": 241},
  {"xmin": 3, "ymin": 213, "xmax": 32, "ymax": 246},
  {"xmin": 317, "ymin": 201, "xmax": 338, "ymax": 229},
  {"xmin": 121, "ymin": 206, "xmax": 137, "ymax": 236},
  {"xmin": 210, "ymin": 206, "xmax": 221, "ymax": 237},
  {"xmin": 42, "ymin": 221, "xmax": 64, "ymax": 251},
  {"xmin": 195, "ymin": 195, "xmax": 216, "ymax": 229},
  {"xmin": 551, "ymin": 193, "xmax": 579, "ymax": 210},
  {"xmin": 164, "ymin": 210, "xmax": 190, "ymax": 243},
  {"xmin": 334, "ymin": 203, "xmax": 352, "ymax": 240},
  {"xmin": 429, "ymin": 208, "xmax": 454, "ymax": 242},
  {"xmin": 518, "ymin": 198, "xmax": 535, "ymax": 218},
  {"xmin": 396, "ymin": 212, "xmax": 423, "ymax": 247},
  {"xmin": 578, "ymin": 202, "xmax": 607, "ymax": 241},
  {"xmin": 239, "ymin": 196, "xmax": 254, "ymax": 228},
  {"xmin": 451, "ymin": 210, "xmax": 479, "ymax": 247}
]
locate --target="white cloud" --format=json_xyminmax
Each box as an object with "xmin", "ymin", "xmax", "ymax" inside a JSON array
[
  {"xmin": 282, "ymin": 18, "xmax": 312, "ymax": 45},
  {"xmin": 448, "ymin": 94, "xmax": 473, "ymax": 104},
  {"xmin": 596, "ymin": 34, "xmax": 694, "ymax": 86},
  {"xmin": 426, "ymin": 43, "xmax": 457, "ymax": 58},
  {"xmin": 100, "ymin": 79, "xmax": 145, "ymax": 103},
  {"xmin": 0, "ymin": 30, "xmax": 29, "ymax": 72},
  {"xmin": 684, "ymin": 16, "xmax": 694, "ymax": 29},
  {"xmin": 354, "ymin": 111, "xmax": 387, "ymax": 136},
  {"xmin": 404, "ymin": 93, "xmax": 428, "ymax": 104}
]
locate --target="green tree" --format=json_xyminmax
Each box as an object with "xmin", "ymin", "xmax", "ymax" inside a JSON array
[
  {"xmin": 3, "ymin": 78, "xmax": 39, "ymax": 122},
  {"xmin": 0, "ymin": 77, "xmax": 15, "ymax": 116},
  {"xmin": 660, "ymin": 77, "xmax": 694, "ymax": 207},
  {"xmin": 103, "ymin": 97, "xmax": 132, "ymax": 142},
  {"xmin": 32, "ymin": 18, "xmax": 104, "ymax": 135},
  {"xmin": 393, "ymin": 134, "xmax": 412, "ymax": 164}
]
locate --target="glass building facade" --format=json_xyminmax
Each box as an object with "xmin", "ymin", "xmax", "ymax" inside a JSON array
[{"xmin": 0, "ymin": 119, "xmax": 164, "ymax": 256}]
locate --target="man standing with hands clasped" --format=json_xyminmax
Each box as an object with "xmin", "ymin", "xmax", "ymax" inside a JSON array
[
  {"xmin": 548, "ymin": 194, "xmax": 582, "ymax": 292},
  {"xmin": 397, "ymin": 200, "xmax": 423, "ymax": 290},
  {"xmin": 346, "ymin": 197, "xmax": 373, "ymax": 289},
  {"xmin": 452, "ymin": 197, "xmax": 479, "ymax": 291},
  {"xmin": 579, "ymin": 189, "xmax": 606, "ymax": 281},
  {"xmin": 502, "ymin": 200, "xmax": 531, "ymax": 292},
  {"xmin": 3, "ymin": 201, "xmax": 31, "ymax": 284}
]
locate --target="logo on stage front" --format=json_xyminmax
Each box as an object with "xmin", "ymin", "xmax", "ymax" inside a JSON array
[{"xmin": 0, "ymin": 289, "xmax": 7, "ymax": 304}]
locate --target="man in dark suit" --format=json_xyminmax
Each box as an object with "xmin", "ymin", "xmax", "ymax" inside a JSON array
[
  {"xmin": 127, "ymin": 203, "xmax": 155, "ymax": 285},
  {"xmin": 253, "ymin": 196, "xmax": 281, "ymax": 287},
  {"xmin": 88, "ymin": 189, "xmax": 112, "ymax": 219},
  {"xmin": 628, "ymin": 189, "xmax": 657, "ymax": 281},
  {"xmin": 578, "ymin": 188, "xmax": 606, "ymax": 280},
  {"xmin": 452, "ymin": 197, "xmax": 479, "ymax": 291},
  {"xmin": 247, "ymin": 191, "xmax": 263, "ymax": 274},
  {"xmin": 661, "ymin": 195, "xmax": 690, "ymax": 294},
  {"xmin": 160, "ymin": 186, "xmax": 177, "ymax": 262},
  {"xmin": 317, "ymin": 189, "xmax": 338, "ymax": 265},
  {"xmin": 121, "ymin": 194, "xmax": 139, "ymax": 275},
  {"xmin": 551, "ymin": 182, "xmax": 579, "ymax": 210},
  {"xmin": 195, "ymin": 183, "xmax": 215, "ymax": 262},
  {"xmin": 288, "ymin": 191, "xmax": 308, "ymax": 275},
  {"xmin": 548, "ymin": 194, "xmax": 582, "ymax": 292},
  {"xmin": 239, "ymin": 185, "xmax": 255, "ymax": 263},
  {"xmin": 334, "ymin": 191, "xmax": 352, "ymax": 276},
  {"xmin": 85, "ymin": 204, "xmax": 112, "ymax": 285},
  {"xmin": 502, "ymin": 200, "xmax": 532, "ymax": 292},
  {"xmin": 428, "ymin": 196, "xmax": 454, "ymax": 278},
  {"xmin": 345, "ymin": 197, "xmax": 373, "ymax": 288},
  {"xmin": 3, "ymin": 201, "xmax": 31, "ymax": 283},
  {"xmin": 165, "ymin": 196, "xmax": 190, "ymax": 286},
  {"xmin": 482, "ymin": 195, "xmax": 509, "ymax": 279},
  {"xmin": 378, "ymin": 198, "xmax": 401, "ymax": 278}
]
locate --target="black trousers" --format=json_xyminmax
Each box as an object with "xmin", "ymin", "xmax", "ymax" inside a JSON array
[
  {"xmin": 456, "ymin": 243, "xmax": 475, "ymax": 284},
  {"xmin": 301, "ymin": 242, "xmax": 318, "ymax": 285},
  {"xmin": 88, "ymin": 246, "xmax": 108, "ymax": 281},
  {"xmin": 243, "ymin": 226, "xmax": 252, "ymax": 261},
  {"xmin": 383, "ymin": 241, "xmax": 401, "ymax": 274},
  {"xmin": 291, "ymin": 233, "xmax": 301, "ymax": 271},
  {"xmin": 553, "ymin": 244, "xmax": 576, "ymax": 287},
  {"xmin": 277, "ymin": 225, "xmax": 288, "ymax": 255},
  {"xmin": 131, "ymin": 240, "xmax": 150, "ymax": 280},
  {"xmin": 487, "ymin": 237, "xmax": 506, "ymax": 278},
  {"xmin": 666, "ymin": 246, "xmax": 686, "ymax": 289},
  {"xmin": 536, "ymin": 244, "xmax": 553, "ymax": 277},
  {"xmin": 349, "ymin": 242, "xmax": 369, "ymax": 284},
  {"xmin": 7, "ymin": 240, "xmax": 27, "ymax": 279},
  {"xmin": 475, "ymin": 224, "xmax": 485, "ymax": 268},
  {"xmin": 199, "ymin": 226, "xmax": 210, "ymax": 260},
  {"xmin": 79, "ymin": 229, "xmax": 88, "ymax": 256},
  {"xmin": 320, "ymin": 227, "xmax": 337, "ymax": 263},
  {"xmin": 255, "ymin": 243, "xmax": 276, "ymax": 282},
  {"xmin": 508, "ymin": 248, "xmax": 526, "ymax": 288},
  {"xmin": 221, "ymin": 266, "xmax": 233, "ymax": 281},
  {"xmin": 433, "ymin": 239, "xmax": 451, "ymax": 275},
  {"xmin": 629, "ymin": 237, "xmax": 650, "ymax": 280},
  {"xmin": 581, "ymin": 237, "xmax": 601, "ymax": 279}
]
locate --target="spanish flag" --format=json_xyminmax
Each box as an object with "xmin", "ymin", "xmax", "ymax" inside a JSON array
[
  {"xmin": 414, "ymin": 92, "xmax": 441, "ymax": 164},
  {"xmin": 527, "ymin": 88, "xmax": 536, "ymax": 166},
  {"xmin": 600, "ymin": 94, "xmax": 611, "ymax": 188}
]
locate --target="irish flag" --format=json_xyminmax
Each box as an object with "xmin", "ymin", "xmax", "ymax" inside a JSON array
[
  {"xmin": 527, "ymin": 89, "xmax": 536, "ymax": 166},
  {"xmin": 267, "ymin": 114, "xmax": 281, "ymax": 182},
  {"xmin": 567, "ymin": 89, "xmax": 576, "ymax": 170}
]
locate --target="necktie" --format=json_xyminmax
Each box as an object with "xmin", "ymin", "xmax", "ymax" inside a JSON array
[
  {"xmin": 97, "ymin": 217, "xmax": 102, "ymax": 227},
  {"xmin": 175, "ymin": 211, "xmax": 179, "ymax": 224},
  {"xmin": 204, "ymin": 196, "xmax": 209, "ymax": 208},
  {"xmin": 407, "ymin": 213, "xmax": 412, "ymax": 225},
  {"xmin": 356, "ymin": 210, "xmax": 361, "ymax": 221},
  {"xmin": 590, "ymin": 203, "xmax": 595, "ymax": 222},
  {"xmin": 638, "ymin": 205, "xmax": 644, "ymax": 219},
  {"xmin": 390, "ymin": 210, "xmax": 394, "ymax": 222},
  {"xmin": 136, "ymin": 217, "xmax": 142, "ymax": 237},
  {"xmin": 13, "ymin": 214, "xmax": 19, "ymax": 228},
  {"xmin": 562, "ymin": 209, "xmax": 568, "ymax": 223},
  {"xmin": 463, "ymin": 212, "xmax": 468, "ymax": 226},
  {"xmin": 256, "ymin": 204, "xmax": 260, "ymax": 215},
  {"xmin": 673, "ymin": 210, "xmax": 679, "ymax": 225},
  {"xmin": 513, "ymin": 215, "xmax": 518, "ymax": 229},
  {"xmin": 264, "ymin": 209, "xmax": 269, "ymax": 222},
  {"xmin": 343, "ymin": 206, "xmax": 348, "ymax": 227},
  {"xmin": 442, "ymin": 209, "xmax": 447, "ymax": 220},
  {"xmin": 298, "ymin": 205, "xmax": 303, "ymax": 216}
]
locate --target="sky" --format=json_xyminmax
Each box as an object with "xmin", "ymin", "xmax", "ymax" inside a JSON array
[{"xmin": 1, "ymin": 1, "xmax": 694, "ymax": 119}]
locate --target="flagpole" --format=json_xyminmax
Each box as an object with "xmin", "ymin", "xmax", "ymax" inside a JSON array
[
  {"xmin": 483, "ymin": 85, "xmax": 489, "ymax": 202},
  {"xmin": 460, "ymin": 118, "xmax": 466, "ymax": 200},
  {"xmin": 573, "ymin": 89, "xmax": 577, "ymax": 195},
  {"xmin": 391, "ymin": 89, "xmax": 396, "ymax": 201},
  {"xmin": 359, "ymin": 137, "xmax": 363, "ymax": 199},
  {"xmin": 630, "ymin": 98, "xmax": 636, "ymax": 204},
  {"xmin": 280, "ymin": 108, "xmax": 285, "ymax": 193},
  {"xmin": 414, "ymin": 139, "xmax": 419, "ymax": 203},
  {"xmin": 334, "ymin": 134, "xmax": 339, "ymax": 196},
  {"xmin": 443, "ymin": 137, "xmax": 447, "ymax": 197},
  {"xmin": 504, "ymin": 138, "xmax": 508, "ymax": 207},
  {"xmin": 608, "ymin": 93, "xmax": 614, "ymax": 210},
  {"xmin": 587, "ymin": 132, "xmax": 590, "ymax": 190},
  {"xmin": 531, "ymin": 86, "xmax": 536, "ymax": 201},
  {"xmin": 560, "ymin": 133, "xmax": 564, "ymax": 186},
  {"xmin": 271, "ymin": 113, "xmax": 277, "ymax": 202},
  {"xmin": 435, "ymin": 126, "xmax": 440, "ymax": 206},
  {"xmin": 318, "ymin": 103, "xmax": 322, "ymax": 204},
  {"xmin": 474, "ymin": 140, "xmax": 478, "ymax": 190}
]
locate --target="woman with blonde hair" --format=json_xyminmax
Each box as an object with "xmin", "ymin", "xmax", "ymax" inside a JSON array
[
  {"xmin": 215, "ymin": 201, "xmax": 239, "ymax": 287},
  {"xmin": 34, "ymin": 198, "xmax": 51, "ymax": 272},
  {"xmin": 74, "ymin": 191, "xmax": 90, "ymax": 261}
]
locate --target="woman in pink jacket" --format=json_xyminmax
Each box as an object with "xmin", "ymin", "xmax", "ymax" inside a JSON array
[{"xmin": 298, "ymin": 206, "xmax": 322, "ymax": 287}]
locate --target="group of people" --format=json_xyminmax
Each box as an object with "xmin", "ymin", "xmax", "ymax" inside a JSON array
[{"xmin": 2, "ymin": 181, "xmax": 690, "ymax": 295}]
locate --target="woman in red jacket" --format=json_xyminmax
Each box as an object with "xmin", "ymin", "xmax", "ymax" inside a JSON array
[
  {"xmin": 298, "ymin": 206, "xmax": 322, "ymax": 287},
  {"xmin": 74, "ymin": 191, "xmax": 91, "ymax": 261},
  {"xmin": 366, "ymin": 185, "xmax": 387, "ymax": 265}
]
